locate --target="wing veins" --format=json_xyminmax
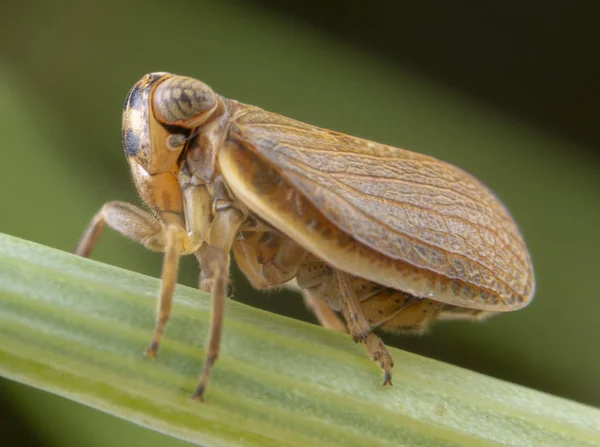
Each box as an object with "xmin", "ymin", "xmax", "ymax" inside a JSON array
[
  {"xmin": 330, "ymin": 172, "xmax": 502, "ymax": 222},
  {"xmin": 334, "ymin": 176, "xmax": 527, "ymax": 269},
  {"xmin": 280, "ymin": 151, "xmax": 527, "ymax": 267},
  {"xmin": 332, "ymin": 177, "xmax": 526, "ymax": 282},
  {"xmin": 265, "ymin": 138, "xmax": 500, "ymax": 205},
  {"xmin": 330, "ymin": 171, "xmax": 513, "ymax": 225},
  {"xmin": 285, "ymin": 162, "xmax": 524, "ymax": 287}
]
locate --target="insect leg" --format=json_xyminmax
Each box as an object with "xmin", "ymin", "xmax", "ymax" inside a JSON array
[
  {"xmin": 75, "ymin": 201, "xmax": 162, "ymax": 257},
  {"xmin": 261, "ymin": 235, "xmax": 305, "ymax": 284},
  {"xmin": 302, "ymin": 288, "xmax": 348, "ymax": 333},
  {"xmin": 296, "ymin": 258, "xmax": 347, "ymax": 332},
  {"xmin": 75, "ymin": 201, "xmax": 192, "ymax": 358},
  {"xmin": 234, "ymin": 232, "xmax": 348, "ymax": 331},
  {"xmin": 179, "ymin": 165, "xmax": 211, "ymax": 247},
  {"xmin": 147, "ymin": 169, "xmax": 216, "ymax": 358},
  {"xmin": 334, "ymin": 271, "xmax": 373, "ymax": 342},
  {"xmin": 233, "ymin": 231, "xmax": 305, "ymax": 288},
  {"xmin": 232, "ymin": 236, "xmax": 269, "ymax": 288},
  {"xmin": 145, "ymin": 213, "xmax": 189, "ymax": 358},
  {"xmin": 333, "ymin": 271, "xmax": 396, "ymax": 384},
  {"xmin": 192, "ymin": 177, "xmax": 246, "ymax": 401},
  {"xmin": 364, "ymin": 333, "xmax": 394, "ymax": 386}
]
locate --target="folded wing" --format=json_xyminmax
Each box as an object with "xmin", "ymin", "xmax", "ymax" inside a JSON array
[{"xmin": 229, "ymin": 107, "xmax": 535, "ymax": 308}]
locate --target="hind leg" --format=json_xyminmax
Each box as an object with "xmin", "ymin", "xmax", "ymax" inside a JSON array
[
  {"xmin": 364, "ymin": 333, "xmax": 394, "ymax": 386},
  {"xmin": 302, "ymin": 288, "xmax": 348, "ymax": 333},
  {"xmin": 297, "ymin": 264, "xmax": 394, "ymax": 384},
  {"xmin": 234, "ymin": 233, "xmax": 347, "ymax": 332}
]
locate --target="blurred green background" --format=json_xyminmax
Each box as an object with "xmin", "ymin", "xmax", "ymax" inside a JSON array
[{"xmin": 1, "ymin": 1, "xmax": 598, "ymax": 446}]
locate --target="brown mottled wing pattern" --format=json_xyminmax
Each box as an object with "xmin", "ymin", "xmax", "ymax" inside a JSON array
[{"xmin": 230, "ymin": 107, "xmax": 535, "ymax": 308}]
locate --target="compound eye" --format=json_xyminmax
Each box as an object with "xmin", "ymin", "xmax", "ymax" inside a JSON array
[{"xmin": 152, "ymin": 76, "xmax": 217, "ymax": 128}]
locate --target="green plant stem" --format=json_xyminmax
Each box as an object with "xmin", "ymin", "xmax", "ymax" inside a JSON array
[{"xmin": 0, "ymin": 233, "xmax": 598, "ymax": 447}]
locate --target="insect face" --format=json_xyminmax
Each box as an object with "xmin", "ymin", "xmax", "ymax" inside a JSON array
[{"xmin": 121, "ymin": 73, "xmax": 218, "ymax": 214}]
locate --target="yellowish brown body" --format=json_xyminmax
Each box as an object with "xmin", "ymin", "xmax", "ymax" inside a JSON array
[{"xmin": 75, "ymin": 73, "xmax": 535, "ymax": 401}]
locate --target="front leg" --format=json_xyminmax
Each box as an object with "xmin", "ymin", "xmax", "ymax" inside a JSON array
[
  {"xmin": 75, "ymin": 201, "xmax": 192, "ymax": 358},
  {"xmin": 75, "ymin": 201, "xmax": 163, "ymax": 257},
  {"xmin": 192, "ymin": 177, "xmax": 246, "ymax": 401}
]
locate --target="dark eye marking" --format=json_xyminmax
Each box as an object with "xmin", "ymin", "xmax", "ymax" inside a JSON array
[
  {"xmin": 123, "ymin": 128, "xmax": 141, "ymax": 157},
  {"xmin": 124, "ymin": 84, "xmax": 143, "ymax": 112}
]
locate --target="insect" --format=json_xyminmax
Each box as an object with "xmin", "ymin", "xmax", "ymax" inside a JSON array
[{"xmin": 75, "ymin": 72, "xmax": 535, "ymax": 401}]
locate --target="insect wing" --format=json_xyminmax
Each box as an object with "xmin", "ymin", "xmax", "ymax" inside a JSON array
[{"xmin": 226, "ymin": 107, "xmax": 534, "ymax": 309}]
